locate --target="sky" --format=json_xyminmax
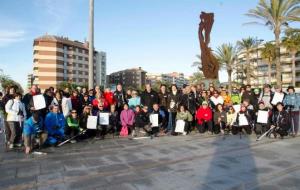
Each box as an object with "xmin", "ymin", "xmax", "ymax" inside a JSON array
[{"xmin": 0, "ymin": 0, "xmax": 293, "ymax": 88}]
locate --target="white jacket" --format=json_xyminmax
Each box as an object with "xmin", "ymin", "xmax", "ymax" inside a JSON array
[
  {"xmin": 62, "ymin": 97, "xmax": 72, "ymax": 118},
  {"xmin": 5, "ymin": 99, "xmax": 27, "ymax": 122}
]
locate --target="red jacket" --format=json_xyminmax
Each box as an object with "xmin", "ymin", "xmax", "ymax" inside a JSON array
[
  {"xmin": 196, "ymin": 106, "xmax": 212, "ymax": 124},
  {"xmin": 104, "ymin": 92, "xmax": 116, "ymax": 106}
]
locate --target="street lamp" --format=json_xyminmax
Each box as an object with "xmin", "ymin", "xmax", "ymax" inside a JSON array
[{"xmin": 88, "ymin": 0, "xmax": 94, "ymax": 90}]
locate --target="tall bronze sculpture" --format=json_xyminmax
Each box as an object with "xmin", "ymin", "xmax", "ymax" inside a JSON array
[{"xmin": 198, "ymin": 12, "xmax": 219, "ymax": 79}]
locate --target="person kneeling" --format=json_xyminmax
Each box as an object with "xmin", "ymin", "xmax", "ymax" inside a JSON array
[
  {"xmin": 149, "ymin": 104, "xmax": 166, "ymax": 137},
  {"xmin": 196, "ymin": 101, "xmax": 213, "ymax": 134},
  {"xmin": 65, "ymin": 109, "xmax": 81, "ymax": 143},
  {"xmin": 134, "ymin": 106, "xmax": 150, "ymax": 137},
  {"xmin": 255, "ymin": 102, "xmax": 271, "ymax": 136},
  {"xmin": 176, "ymin": 105, "xmax": 193, "ymax": 135},
  {"xmin": 232, "ymin": 105, "xmax": 253, "ymax": 135},
  {"xmin": 45, "ymin": 105, "xmax": 66, "ymax": 146},
  {"xmin": 271, "ymin": 102, "xmax": 290, "ymax": 139},
  {"xmin": 23, "ymin": 112, "xmax": 47, "ymax": 154}
]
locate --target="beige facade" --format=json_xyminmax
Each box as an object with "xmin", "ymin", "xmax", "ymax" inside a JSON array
[
  {"xmin": 33, "ymin": 35, "xmax": 106, "ymax": 90},
  {"xmin": 235, "ymin": 43, "xmax": 300, "ymax": 88}
]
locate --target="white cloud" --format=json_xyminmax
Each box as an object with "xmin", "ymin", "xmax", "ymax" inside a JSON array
[{"xmin": 0, "ymin": 30, "xmax": 25, "ymax": 47}]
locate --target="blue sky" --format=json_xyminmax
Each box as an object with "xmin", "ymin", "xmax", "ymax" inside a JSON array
[{"xmin": 0, "ymin": 0, "xmax": 296, "ymax": 88}]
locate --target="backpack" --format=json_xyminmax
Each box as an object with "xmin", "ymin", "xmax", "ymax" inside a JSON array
[{"xmin": 120, "ymin": 125, "xmax": 128, "ymax": 137}]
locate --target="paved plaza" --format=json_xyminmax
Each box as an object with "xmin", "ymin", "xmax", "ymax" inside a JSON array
[{"xmin": 0, "ymin": 133, "xmax": 300, "ymax": 190}]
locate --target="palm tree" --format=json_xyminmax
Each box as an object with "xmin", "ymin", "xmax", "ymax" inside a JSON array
[
  {"xmin": 192, "ymin": 54, "xmax": 202, "ymax": 71},
  {"xmin": 237, "ymin": 37, "xmax": 257, "ymax": 84},
  {"xmin": 189, "ymin": 72, "xmax": 205, "ymax": 85},
  {"xmin": 282, "ymin": 31, "xmax": 300, "ymax": 86},
  {"xmin": 215, "ymin": 43, "xmax": 236, "ymax": 94},
  {"xmin": 246, "ymin": 0, "xmax": 300, "ymax": 85},
  {"xmin": 261, "ymin": 42, "xmax": 276, "ymax": 84}
]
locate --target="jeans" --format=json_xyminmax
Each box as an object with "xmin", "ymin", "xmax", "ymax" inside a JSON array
[{"xmin": 167, "ymin": 112, "xmax": 177, "ymax": 132}]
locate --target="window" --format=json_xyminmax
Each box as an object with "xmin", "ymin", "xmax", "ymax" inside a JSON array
[{"xmin": 78, "ymin": 56, "xmax": 83, "ymax": 60}]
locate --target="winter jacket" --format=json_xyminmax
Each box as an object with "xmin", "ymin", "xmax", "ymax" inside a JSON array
[
  {"xmin": 44, "ymin": 112, "xmax": 65, "ymax": 135},
  {"xmin": 79, "ymin": 113, "xmax": 90, "ymax": 129},
  {"xmin": 168, "ymin": 91, "xmax": 182, "ymax": 113},
  {"xmin": 181, "ymin": 93, "xmax": 197, "ymax": 114},
  {"xmin": 109, "ymin": 111, "xmax": 119, "ymax": 127},
  {"xmin": 259, "ymin": 91, "xmax": 274, "ymax": 109},
  {"xmin": 23, "ymin": 116, "xmax": 44, "ymax": 136},
  {"xmin": 104, "ymin": 92, "xmax": 116, "ymax": 106},
  {"xmin": 141, "ymin": 90, "xmax": 159, "ymax": 108},
  {"xmin": 5, "ymin": 99, "xmax": 26, "ymax": 122},
  {"xmin": 176, "ymin": 111, "xmax": 193, "ymax": 122},
  {"xmin": 120, "ymin": 109, "xmax": 135, "ymax": 127},
  {"xmin": 22, "ymin": 92, "xmax": 35, "ymax": 119},
  {"xmin": 71, "ymin": 96, "xmax": 81, "ymax": 113},
  {"xmin": 236, "ymin": 111, "xmax": 253, "ymax": 126},
  {"xmin": 196, "ymin": 106, "xmax": 212, "ymax": 124},
  {"xmin": 67, "ymin": 116, "xmax": 79, "ymax": 128},
  {"xmin": 128, "ymin": 96, "xmax": 141, "ymax": 109},
  {"xmin": 135, "ymin": 111, "xmax": 149, "ymax": 128},
  {"xmin": 114, "ymin": 90, "xmax": 126, "ymax": 109},
  {"xmin": 213, "ymin": 111, "xmax": 227, "ymax": 124},
  {"xmin": 283, "ymin": 93, "xmax": 300, "ymax": 111},
  {"xmin": 158, "ymin": 92, "xmax": 169, "ymax": 110},
  {"xmin": 150, "ymin": 109, "xmax": 166, "ymax": 126},
  {"xmin": 92, "ymin": 98, "xmax": 109, "ymax": 110},
  {"xmin": 226, "ymin": 112, "xmax": 237, "ymax": 126},
  {"xmin": 242, "ymin": 90, "xmax": 256, "ymax": 106},
  {"xmin": 271, "ymin": 110, "xmax": 290, "ymax": 131},
  {"xmin": 231, "ymin": 93, "xmax": 241, "ymax": 105}
]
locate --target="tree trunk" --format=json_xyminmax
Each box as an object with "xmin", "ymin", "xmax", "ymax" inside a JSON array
[
  {"xmin": 268, "ymin": 60, "xmax": 272, "ymax": 84},
  {"xmin": 246, "ymin": 51, "xmax": 251, "ymax": 84},
  {"xmin": 292, "ymin": 51, "xmax": 296, "ymax": 86},
  {"xmin": 275, "ymin": 31, "xmax": 281, "ymax": 86},
  {"xmin": 228, "ymin": 70, "xmax": 232, "ymax": 95}
]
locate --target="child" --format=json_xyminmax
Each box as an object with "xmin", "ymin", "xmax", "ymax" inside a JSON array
[
  {"xmin": 271, "ymin": 102, "xmax": 290, "ymax": 138},
  {"xmin": 149, "ymin": 103, "xmax": 166, "ymax": 137},
  {"xmin": 108, "ymin": 104, "xmax": 119, "ymax": 137},
  {"xmin": 176, "ymin": 105, "xmax": 193, "ymax": 135},
  {"xmin": 120, "ymin": 104, "xmax": 135, "ymax": 137}
]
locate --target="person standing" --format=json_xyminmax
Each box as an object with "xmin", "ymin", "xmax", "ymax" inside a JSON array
[
  {"xmin": 114, "ymin": 84, "xmax": 127, "ymax": 113},
  {"xmin": 23, "ymin": 85, "xmax": 40, "ymax": 119},
  {"xmin": 283, "ymin": 86, "xmax": 300, "ymax": 136},
  {"xmin": 167, "ymin": 84, "xmax": 182, "ymax": 135},
  {"xmin": 141, "ymin": 84, "xmax": 159, "ymax": 112},
  {"xmin": 5, "ymin": 93, "xmax": 26, "ymax": 149}
]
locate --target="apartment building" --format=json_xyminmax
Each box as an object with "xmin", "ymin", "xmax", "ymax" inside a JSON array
[
  {"xmin": 107, "ymin": 67, "xmax": 147, "ymax": 89},
  {"xmin": 27, "ymin": 74, "xmax": 34, "ymax": 89},
  {"xmin": 147, "ymin": 72, "xmax": 189, "ymax": 88},
  {"xmin": 33, "ymin": 35, "xmax": 106, "ymax": 90},
  {"xmin": 235, "ymin": 43, "xmax": 300, "ymax": 88}
]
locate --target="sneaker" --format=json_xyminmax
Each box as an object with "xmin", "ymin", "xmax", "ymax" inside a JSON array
[
  {"xmin": 182, "ymin": 132, "xmax": 187, "ymax": 136},
  {"xmin": 94, "ymin": 136, "xmax": 101, "ymax": 140},
  {"xmin": 14, "ymin": 143, "xmax": 22, "ymax": 147},
  {"xmin": 70, "ymin": 140, "xmax": 77, "ymax": 144},
  {"xmin": 9, "ymin": 144, "xmax": 14, "ymax": 149}
]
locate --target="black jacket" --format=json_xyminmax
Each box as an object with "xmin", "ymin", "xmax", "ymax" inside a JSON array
[
  {"xmin": 181, "ymin": 92, "xmax": 197, "ymax": 114},
  {"xmin": 114, "ymin": 90, "xmax": 126, "ymax": 109},
  {"xmin": 158, "ymin": 92, "xmax": 169, "ymax": 110},
  {"xmin": 168, "ymin": 91, "xmax": 182, "ymax": 113},
  {"xmin": 271, "ymin": 110, "xmax": 290, "ymax": 131},
  {"xmin": 141, "ymin": 90, "xmax": 159, "ymax": 108},
  {"xmin": 135, "ymin": 111, "xmax": 149, "ymax": 128}
]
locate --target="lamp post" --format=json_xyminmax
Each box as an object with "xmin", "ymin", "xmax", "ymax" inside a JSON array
[{"xmin": 88, "ymin": 0, "xmax": 94, "ymax": 90}]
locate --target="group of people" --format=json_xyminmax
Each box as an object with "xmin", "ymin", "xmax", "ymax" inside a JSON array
[{"xmin": 0, "ymin": 82, "xmax": 299, "ymax": 154}]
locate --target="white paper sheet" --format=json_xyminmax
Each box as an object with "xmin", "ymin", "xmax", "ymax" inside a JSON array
[
  {"xmin": 233, "ymin": 105, "xmax": 241, "ymax": 112},
  {"xmin": 239, "ymin": 114, "xmax": 249, "ymax": 126},
  {"xmin": 175, "ymin": 120, "xmax": 185, "ymax": 133},
  {"xmin": 271, "ymin": 92, "xmax": 284, "ymax": 105},
  {"xmin": 87, "ymin": 116, "xmax": 98, "ymax": 129},
  {"xmin": 99, "ymin": 113, "xmax": 109, "ymax": 125},
  {"xmin": 150, "ymin": 114, "xmax": 159, "ymax": 127},
  {"xmin": 33, "ymin": 94, "xmax": 46, "ymax": 110},
  {"xmin": 257, "ymin": 110, "xmax": 269, "ymax": 124}
]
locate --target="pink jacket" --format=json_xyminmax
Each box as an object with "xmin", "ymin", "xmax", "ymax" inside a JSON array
[{"xmin": 120, "ymin": 109, "xmax": 135, "ymax": 127}]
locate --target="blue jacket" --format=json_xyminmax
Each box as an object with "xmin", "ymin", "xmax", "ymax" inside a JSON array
[
  {"xmin": 45, "ymin": 112, "xmax": 66, "ymax": 135},
  {"xmin": 23, "ymin": 117, "xmax": 44, "ymax": 136},
  {"xmin": 128, "ymin": 97, "xmax": 141, "ymax": 109},
  {"xmin": 283, "ymin": 93, "xmax": 300, "ymax": 111}
]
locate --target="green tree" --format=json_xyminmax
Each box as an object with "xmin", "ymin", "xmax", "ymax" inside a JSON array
[
  {"xmin": 0, "ymin": 74, "xmax": 24, "ymax": 94},
  {"xmin": 246, "ymin": 0, "xmax": 300, "ymax": 85},
  {"xmin": 237, "ymin": 37, "xmax": 257, "ymax": 84},
  {"xmin": 215, "ymin": 43, "xmax": 236, "ymax": 94},
  {"xmin": 189, "ymin": 72, "xmax": 205, "ymax": 85},
  {"xmin": 282, "ymin": 31, "xmax": 300, "ymax": 86},
  {"xmin": 261, "ymin": 42, "xmax": 276, "ymax": 84}
]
